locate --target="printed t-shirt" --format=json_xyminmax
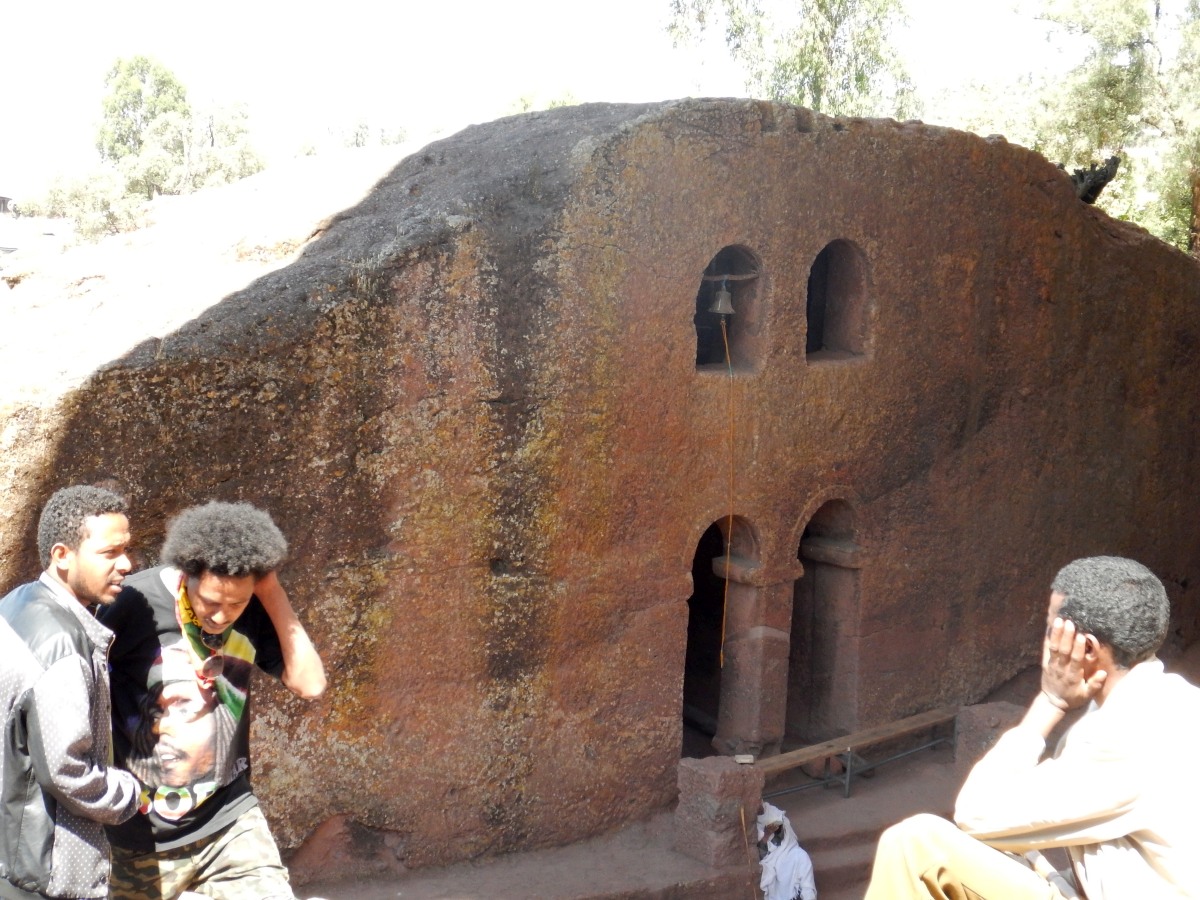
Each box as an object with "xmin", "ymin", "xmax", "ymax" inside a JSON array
[{"xmin": 99, "ymin": 566, "xmax": 284, "ymax": 851}]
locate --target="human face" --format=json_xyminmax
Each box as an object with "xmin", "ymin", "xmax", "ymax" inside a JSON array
[
  {"xmin": 154, "ymin": 678, "xmax": 218, "ymax": 786},
  {"xmin": 187, "ymin": 571, "xmax": 256, "ymax": 634},
  {"xmin": 53, "ymin": 512, "xmax": 132, "ymax": 606}
]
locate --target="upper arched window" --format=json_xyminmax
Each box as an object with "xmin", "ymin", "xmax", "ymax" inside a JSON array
[
  {"xmin": 694, "ymin": 245, "xmax": 762, "ymax": 371},
  {"xmin": 805, "ymin": 240, "xmax": 870, "ymax": 362}
]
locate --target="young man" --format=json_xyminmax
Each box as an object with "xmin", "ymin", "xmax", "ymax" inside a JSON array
[
  {"xmin": 100, "ymin": 501, "xmax": 326, "ymax": 900},
  {"xmin": 865, "ymin": 556, "xmax": 1200, "ymax": 899},
  {"xmin": 0, "ymin": 485, "xmax": 141, "ymax": 899}
]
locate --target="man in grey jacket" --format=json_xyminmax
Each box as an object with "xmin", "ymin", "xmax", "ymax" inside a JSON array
[{"xmin": 0, "ymin": 485, "xmax": 142, "ymax": 899}]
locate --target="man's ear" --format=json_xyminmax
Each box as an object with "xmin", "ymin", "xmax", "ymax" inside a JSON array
[{"xmin": 48, "ymin": 542, "xmax": 73, "ymax": 570}]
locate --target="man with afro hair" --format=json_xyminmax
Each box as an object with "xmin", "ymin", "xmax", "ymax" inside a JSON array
[
  {"xmin": 100, "ymin": 501, "xmax": 325, "ymax": 900},
  {"xmin": 0, "ymin": 484, "xmax": 141, "ymax": 899}
]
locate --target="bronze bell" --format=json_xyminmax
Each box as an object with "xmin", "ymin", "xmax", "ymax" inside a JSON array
[{"xmin": 709, "ymin": 285, "xmax": 734, "ymax": 316}]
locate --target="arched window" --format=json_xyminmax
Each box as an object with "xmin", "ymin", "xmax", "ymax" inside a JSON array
[
  {"xmin": 694, "ymin": 246, "xmax": 763, "ymax": 371},
  {"xmin": 806, "ymin": 240, "xmax": 870, "ymax": 361}
]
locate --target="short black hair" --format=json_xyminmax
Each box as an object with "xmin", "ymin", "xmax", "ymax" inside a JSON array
[
  {"xmin": 161, "ymin": 501, "xmax": 287, "ymax": 578},
  {"xmin": 1051, "ymin": 556, "xmax": 1169, "ymax": 668},
  {"xmin": 37, "ymin": 485, "xmax": 128, "ymax": 568}
]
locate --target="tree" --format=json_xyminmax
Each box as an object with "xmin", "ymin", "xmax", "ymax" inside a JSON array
[
  {"xmin": 20, "ymin": 57, "xmax": 265, "ymax": 239},
  {"xmin": 672, "ymin": 0, "xmax": 1200, "ymax": 253},
  {"xmin": 191, "ymin": 107, "xmax": 266, "ymax": 187},
  {"xmin": 94, "ymin": 57, "xmax": 263, "ymax": 202},
  {"xmin": 96, "ymin": 56, "xmax": 190, "ymax": 163},
  {"xmin": 341, "ymin": 120, "xmax": 409, "ymax": 149},
  {"xmin": 1021, "ymin": 0, "xmax": 1200, "ymax": 253},
  {"xmin": 135, "ymin": 106, "xmax": 263, "ymax": 195},
  {"xmin": 669, "ymin": 0, "xmax": 919, "ymax": 118}
]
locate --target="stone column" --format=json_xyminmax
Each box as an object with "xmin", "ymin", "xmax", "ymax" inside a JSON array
[
  {"xmin": 711, "ymin": 554, "xmax": 803, "ymax": 756},
  {"xmin": 800, "ymin": 535, "xmax": 865, "ymax": 738}
]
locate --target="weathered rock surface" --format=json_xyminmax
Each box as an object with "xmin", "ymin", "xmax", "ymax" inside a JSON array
[{"xmin": 1, "ymin": 99, "xmax": 1198, "ymax": 877}]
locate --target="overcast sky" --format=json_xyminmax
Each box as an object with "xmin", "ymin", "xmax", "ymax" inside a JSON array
[{"xmin": 2, "ymin": 0, "xmax": 1064, "ymax": 196}]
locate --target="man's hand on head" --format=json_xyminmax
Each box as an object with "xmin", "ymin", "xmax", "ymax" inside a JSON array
[
  {"xmin": 1041, "ymin": 616, "xmax": 1106, "ymax": 711},
  {"xmin": 249, "ymin": 568, "xmax": 327, "ymax": 699},
  {"xmin": 253, "ymin": 569, "xmax": 284, "ymax": 602}
]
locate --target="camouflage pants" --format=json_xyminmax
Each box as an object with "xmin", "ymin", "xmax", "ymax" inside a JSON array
[{"xmin": 108, "ymin": 805, "xmax": 294, "ymax": 900}]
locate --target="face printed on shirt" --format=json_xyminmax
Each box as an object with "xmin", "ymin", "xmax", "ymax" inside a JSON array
[
  {"xmin": 132, "ymin": 641, "xmax": 235, "ymax": 789},
  {"xmin": 154, "ymin": 673, "xmax": 218, "ymax": 786}
]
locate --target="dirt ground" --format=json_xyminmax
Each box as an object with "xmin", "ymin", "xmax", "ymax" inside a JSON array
[{"xmin": 298, "ymin": 641, "xmax": 1200, "ymax": 900}]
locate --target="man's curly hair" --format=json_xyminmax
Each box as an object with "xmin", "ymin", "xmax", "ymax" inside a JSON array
[
  {"xmin": 37, "ymin": 485, "xmax": 128, "ymax": 568},
  {"xmin": 161, "ymin": 501, "xmax": 287, "ymax": 578},
  {"xmin": 1052, "ymin": 556, "xmax": 1169, "ymax": 668}
]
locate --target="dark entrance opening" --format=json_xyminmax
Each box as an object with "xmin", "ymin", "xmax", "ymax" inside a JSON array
[{"xmin": 682, "ymin": 522, "xmax": 727, "ymax": 756}]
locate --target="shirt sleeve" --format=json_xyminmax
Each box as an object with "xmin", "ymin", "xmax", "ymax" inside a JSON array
[
  {"xmin": 954, "ymin": 722, "xmax": 1141, "ymax": 849},
  {"xmin": 246, "ymin": 598, "xmax": 285, "ymax": 678},
  {"xmin": 25, "ymin": 654, "xmax": 140, "ymax": 825}
]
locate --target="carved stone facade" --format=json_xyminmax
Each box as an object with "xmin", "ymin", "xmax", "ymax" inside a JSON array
[{"xmin": 0, "ymin": 100, "xmax": 1197, "ymax": 873}]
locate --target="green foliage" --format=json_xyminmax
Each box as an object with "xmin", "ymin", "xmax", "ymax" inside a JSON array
[
  {"xmin": 1030, "ymin": 0, "xmax": 1161, "ymax": 164},
  {"xmin": 20, "ymin": 166, "xmax": 144, "ymax": 240},
  {"xmin": 508, "ymin": 92, "xmax": 580, "ymax": 115},
  {"xmin": 1024, "ymin": 0, "xmax": 1200, "ymax": 252},
  {"xmin": 18, "ymin": 57, "xmax": 268, "ymax": 240},
  {"xmin": 342, "ymin": 122, "xmax": 404, "ymax": 148},
  {"xmin": 94, "ymin": 57, "xmax": 264, "ymax": 201},
  {"xmin": 96, "ymin": 56, "xmax": 190, "ymax": 163},
  {"xmin": 672, "ymin": 0, "xmax": 1200, "ymax": 252},
  {"xmin": 669, "ymin": 0, "xmax": 919, "ymax": 118}
]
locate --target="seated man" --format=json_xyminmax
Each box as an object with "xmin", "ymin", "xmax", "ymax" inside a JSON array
[
  {"xmin": 100, "ymin": 501, "xmax": 326, "ymax": 900},
  {"xmin": 865, "ymin": 556, "xmax": 1200, "ymax": 899}
]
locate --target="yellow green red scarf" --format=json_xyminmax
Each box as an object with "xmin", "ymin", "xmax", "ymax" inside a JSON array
[{"xmin": 176, "ymin": 577, "xmax": 247, "ymax": 721}]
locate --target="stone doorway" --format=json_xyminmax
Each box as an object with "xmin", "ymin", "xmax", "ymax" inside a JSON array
[
  {"xmin": 682, "ymin": 516, "xmax": 771, "ymax": 756},
  {"xmin": 787, "ymin": 499, "xmax": 864, "ymax": 742},
  {"xmin": 683, "ymin": 522, "xmax": 726, "ymax": 753}
]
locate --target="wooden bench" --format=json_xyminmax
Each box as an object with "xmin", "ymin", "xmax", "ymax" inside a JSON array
[{"xmin": 758, "ymin": 705, "xmax": 958, "ymax": 799}]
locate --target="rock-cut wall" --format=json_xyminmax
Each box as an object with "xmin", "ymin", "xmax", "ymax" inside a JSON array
[{"xmin": 0, "ymin": 99, "xmax": 1197, "ymax": 876}]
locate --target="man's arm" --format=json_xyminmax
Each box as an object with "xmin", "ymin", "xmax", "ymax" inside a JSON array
[
  {"xmin": 954, "ymin": 617, "xmax": 1126, "ymax": 847},
  {"xmin": 26, "ymin": 656, "xmax": 140, "ymax": 824},
  {"xmin": 254, "ymin": 570, "xmax": 326, "ymax": 699}
]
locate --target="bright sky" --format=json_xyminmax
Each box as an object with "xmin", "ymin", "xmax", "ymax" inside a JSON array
[{"xmin": 1, "ymin": 0, "xmax": 1067, "ymax": 198}]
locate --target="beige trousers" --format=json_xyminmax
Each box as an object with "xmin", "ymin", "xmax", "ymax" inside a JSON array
[{"xmin": 864, "ymin": 814, "xmax": 1069, "ymax": 900}]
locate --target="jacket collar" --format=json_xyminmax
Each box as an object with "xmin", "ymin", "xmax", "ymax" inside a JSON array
[{"xmin": 37, "ymin": 572, "xmax": 115, "ymax": 648}]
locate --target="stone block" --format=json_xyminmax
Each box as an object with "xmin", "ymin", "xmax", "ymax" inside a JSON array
[{"xmin": 673, "ymin": 756, "xmax": 764, "ymax": 868}]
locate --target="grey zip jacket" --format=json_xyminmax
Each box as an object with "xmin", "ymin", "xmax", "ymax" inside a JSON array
[{"xmin": 0, "ymin": 575, "xmax": 140, "ymax": 898}]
